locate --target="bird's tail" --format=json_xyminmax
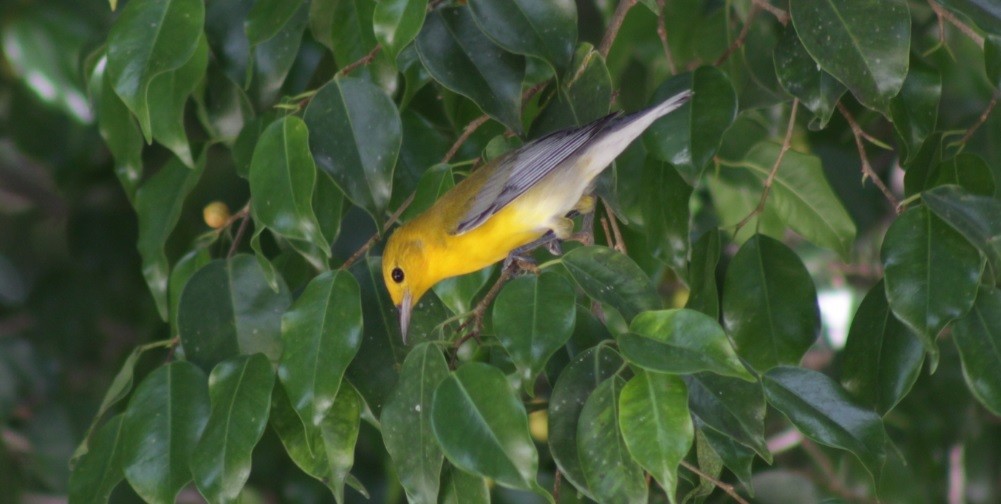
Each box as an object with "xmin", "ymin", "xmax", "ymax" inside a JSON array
[{"xmin": 646, "ymin": 89, "xmax": 694, "ymax": 120}]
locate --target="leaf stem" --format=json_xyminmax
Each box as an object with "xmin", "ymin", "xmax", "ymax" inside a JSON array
[
  {"xmin": 927, "ymin": 0, "xmax": 985, "ymax": 48},
  {"xmin": 838, "ymin": 102, "xmax": 900, "ymax": 211},
  {"xmin": 734, "ymin": 99, "xmax": 799, "ymax": 234},
  {"xmin": 715, "ymin": 4, "xmax": 760, "ymax": 66},
  {"xmin": 337, "ymin": 44, "xmax": 383, "ymax": 78},
  {"xmin": 956, "ymin": 92, "xmax": 999, "ymax": 146},
  {"xmin": 656, "ymin": 0, "xmax": 678, "ymax": 74},
  {"xmin": 599, "ymin": 0, "xmax": 638, "ymax": 57},
  {"xmin": 227, "ymin": 202, "xmax": 253, "ymax": 258},
  {"xmin": 680, "ymin": 460, "xmax": 750, "ymax": 504}
]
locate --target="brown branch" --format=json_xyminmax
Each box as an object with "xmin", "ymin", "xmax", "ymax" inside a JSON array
[
  {"xmin": 752, "ymin": 0, "xmax": 789, "ymax": 25},
  {"xmin": 680, "ymin": 460, "xmax": 750, "ymax": 504},
  {"xmin": 957, "ymin": 92, "xmax": 999, "ymax": 145},
  {"xmin": 734, "ymin": 99, "xmax": 799, "ymax": 234},
  {"xmin": 227, "ymin": 203, "xmax": 253, "ymax": 258},
  {"xmin": 601, "ymin": 199, "xmax": 627, "ymax": 254},
  {"xmin": 442, "ymin": 115, "xmax": 491, "ymax": 164},
  {"xmin": 928, "ymin": 0, "xmax": 985, "ymax": 48},
  {"xmin": 715, "ymin": 5, "xmax": 760, "ymax": 66},
  {"xmin": 450, "ymin": 264, "xmax": 516, "ymax": 361},
  {"xmin": 599, "ymin": 0, "xmax": 638, "ymax": 57},
  {"xmin": 337, "ymin": 44, "xmax": 383, "ymax": 77},
  {"xmin": 339, "ymin": 192, "xmax": 417, "ymax": 271},
  {"xmin": 838, "ymin": 103, "xmax": 900, "ymax": 210},
  {"xmin": 656, "ymin": 0, "xmax": 677, "ymax": 74},
  {"xmin": 800, "ymin": 439, "xmax": 879, "ymax": 504}
]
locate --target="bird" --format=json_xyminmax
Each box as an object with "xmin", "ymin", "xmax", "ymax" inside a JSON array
[{"xmin": 383, "ymin": 90, "xmax": 693, "ymax": 341}]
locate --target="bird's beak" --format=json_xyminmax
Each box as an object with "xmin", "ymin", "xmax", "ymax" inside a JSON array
[{"xmin": 398, "ymin": 290, "xmax": 413, "ymax": 344}]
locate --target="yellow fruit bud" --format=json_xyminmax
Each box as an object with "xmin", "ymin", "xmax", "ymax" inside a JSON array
[
  {"xmin": 203, "ymin": 201, "xmax": 231, "ymax": 229},
  {"xmin": 529, "ymin": 410, "xmax": 548, "ymax": 443}
]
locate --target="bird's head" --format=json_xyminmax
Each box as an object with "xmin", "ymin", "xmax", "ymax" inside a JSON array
[{"xmin": 382, "ymin": 225, "xmax": 434, "ymax": 342}]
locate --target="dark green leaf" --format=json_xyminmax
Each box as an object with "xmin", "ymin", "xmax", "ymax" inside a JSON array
[
  {"xmin": 416, "ymin": 7, "xmax": 526, "ymax": 132},
  {"xmin": 317, "ymin": 383, "xmax": 362, "ymax": 503},
  {"xmin": 106, "ymin": 0, "xmax": 205, "ymax": 139},
  {"xmin": 698, "ymin": 424, "xmax": 756, "ymax": 490},
  {"xmin": 561, "ymin": 245, "xmax": 660, "ymax": 322},
  {"xmin": 136, "ymin": 156, "xmax": 204, "ymax": 320},
  {"xmin": 933, "ymin": 154, "xmax": 996, "ymax": 196},
  {"xmin": 685, "ymin": 429, "xmax": 726, "ymax": 501},
  {"xmin": 620, "ymin": 309, "xmax": 752, "ymax": 381},
  {"xmin": 763, "ymin": 366, "xmax": 887, "ymax": 484},
  {"xmin": 178, "ymin": 255, "xmax": 291, "ymax": 371},
  {"xmin": 68, "ymin": 415, "xmax": 126, "ymax": 502},
  {"xmin": 96, "ymin": 62, "xmax": 144, "ymax": 202},
  {"xmin": 198, "ymin": 64, "xmax": 254, "ymax": 144},
  {"xmin": 190, "ymin": 354, "xmax": 275, "ymax": 503},
  {"xmin": 987, "ymin": 35, "xmax": 1001, "ymax": 89},
  {"xmin": 953, "ymin": 287, "xmax": 1001, "ymax": 415},
  {"xmin": 245, "ymin": 0, "xmax": 305, "ymax": 45},
  {"xmin": 881, "ymin": 206, "xmax": 983, "ymax": 363},
  {"xmin": 529, "ymin": 43, "xmax": 611, "ymax": 136},
  {"xmin": 686, "ymin": 373, "xmax": 770, "ymax": 461},
  {"xmin": 121, "ymin": 362, "xmax": 210, "ymax": 504},
  {"xmin": 433, "ymin": 268, "xmax": 493, "ymax": 317},
  {"xmin": 314, "ymin": 171, "xmax": 345, "ymax": 248},
  {"xmin": 250, "ymin": 3, "xmax": 308, "ymax": 106},
  {"xmin": 686, "ymin": 229, "xmax": 721, "ymax": 319},
  {"xmin": 772, "ymin": 26, "xmax": 846, "ymax": 130},
  {"xmin": 923, "ymin": 185, "xmax": 1001, "ymax": 279},
  {"xmin": 902, "ymin": 131, "xmax": 944, "ymax": 197},
  {"xmin": 642, "ymin": 161, "xmax": 691, "ymax": 277},
  {"xmin": 889, "ymin": 58, "xmax": 941, "ymax": 163},
  {"xmin": 619, "ymin": 370, "xmax": 692, "ymax": 500},
  {"xmin": 381, "ymin": 343, "xmax": 449, "ymax": 504},
  {"xmin": 440, "ymin": 466, "xmax": 490, "ymax": 504},
  {"xmin": 938, "ymin": 0, "xmax": 1001, "ymax": 35},
  {"xmin": 431, "ymin": 363, "xmax": 542, "ymax": 493},
  {"xmin": 304, "ymin": 76, "xmax": 402, "ymax": 221},
  {"xmin": 310, "ymin": 0, "xmax": 394, "ymax": 86},
  {"xmin": 790, "ymin": 0, "xmax": 910, "ymax": 112},
  {"xmin": 373, "ymin": 0, "xmax": 428, "ymax": 61},
  {"xmin": 494, "ymin": 272, "xmax": 576, "ymax": 391},
  {"xmin": 468, "ymin": 0, "xmax": 576, "ymax": 74},
  {"xmin": 148, "ymin": 34, "xmax": 207, "ymax": 168},
  {"xmin": 578, "ymin": 376, "xmax": 647, "ymax": 503},
  {"xmin": 401, "ymin": 163, "xmax": 455, "ymax": 222},
  {"xmin": 722, "ymin": 235, "xmax": 820, "ymax": 371},
  {"xmin": 169, "ymin": 249, "xmax": 212, "ymax": 336}
]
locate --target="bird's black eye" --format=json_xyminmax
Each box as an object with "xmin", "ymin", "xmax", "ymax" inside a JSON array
[{"xmin": 391, "ymin": 267, "xmax": 405, "ymax": 284}]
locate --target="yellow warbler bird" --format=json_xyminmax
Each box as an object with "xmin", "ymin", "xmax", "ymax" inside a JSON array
[{"xmin": 383, "ymin": 90, "xmax": 693, "ymax": 340}]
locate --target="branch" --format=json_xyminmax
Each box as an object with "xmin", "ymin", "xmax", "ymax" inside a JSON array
[
  {"xmin": 339, "ymin": 192, "xmax": 416, "ymax": 271},
  {"xmin": 656, "ymin": 0, "xmax": 677, "ymax": 74},
  {"xmin": 800, "ymin": 439, "xmax": 880, "ymax": 504},
  {"xmin": 715, "ymin": 5, "xmax": 760, "ymax": 66},
  {"xmin": 442, "ymin": 115, "xmax": 491, "ymax": 164},
  {"xmin": 837, "ymin": 103, "xmax": 900, "ymax": 210},
  {"xmin": 752, "ymin": 0, "xmax": 789, "ymax": 25},
  {"xmin": 928, "ymin": 0, "xmax": 985, "ymax": 48},
  {"xmin": 226, "ymin": 202, "xmax": 252, "ymax": 258},
  {"xmin": 680, "ymin": 460, "xmax": 750, "ymax": 504},
  {"xmin": 957, "ymin": 92, "xmax": 999, "ymax": 145},
  {"xmin": 599, "ymin": 0, "xmax": 638, "ymax": 57},
  {"xmin": 734, "ymin": 99, "xmax": 799, "ymax": 234},
  {"xmin": 337, "ymin": 44, "xmax": 383, "ymax": 77}
]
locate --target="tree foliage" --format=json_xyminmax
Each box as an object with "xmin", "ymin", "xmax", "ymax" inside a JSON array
[{"xmin": 3, "ymin": 0, "xmax": 1001, "ymax": 502}]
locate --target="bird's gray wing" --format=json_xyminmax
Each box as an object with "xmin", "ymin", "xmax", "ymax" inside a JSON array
[{"xmin": 454, "ymin": 113, "xmax": 621, "ymax": 235}]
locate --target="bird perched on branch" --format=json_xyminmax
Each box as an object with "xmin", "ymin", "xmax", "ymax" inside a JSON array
[{"xmin": 383, "ymin": 90, "xmax": 693, "ymax": 341}]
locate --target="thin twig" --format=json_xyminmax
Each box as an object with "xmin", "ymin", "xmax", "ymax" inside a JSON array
[
  {"xmin": 339, "ymin": 192, "xmax": 417, "ymax": 271},
  {"xmin": 442, "ymin": 115, "xmax": 491, "ymax": 164},
  {"xmin": 800, "ymin": 439, "xmax": 879, "ymax": 504},
  {"xmin": 680, "ymin": 460, "xmax": 750, "ymax": 504},
  {"xmin": 838, "ymin": 103, "xmax": 900, "ymax": 210},
  {"xmin": 337, "ymin": 44, "xmax": 383, "ymax": 77},
  {"xmin": 715, "ymin": 5, "xmax": 760, "ymax": 66},
  {"xmin": 928, "ymin": 0, "xmax": 985, "ymax": 48},
  {"xmin": 601, "ymin": 199, "xmax": 627, "ymax": 254},
  {"xmin": 656, "ymin": 0, "xmax": 677, "ymax": 74},
  {"xmin": 734, "ymin": 99, "xmax": 799, "ymax": 234},
  {"xmin": 599, "ymin": 0, "xmax": 638, "ymax": 57},
  {"xmin": 450, "ymin": 265, "xmax": 516, "ymax": 362},
  {"xmin": 228, "ymin": 208, "xmax": 253, "ymax": 258},
  {"xmin": 957, "ymin": 92, "xmax": 999, "ymax": 145},
  {"xmin": 752, "ymin": 0, "xmax": 789, "ymax": 25},
  {"xmin": 553, "ymin": 470, "xmax": 562, "ymax": 503}
]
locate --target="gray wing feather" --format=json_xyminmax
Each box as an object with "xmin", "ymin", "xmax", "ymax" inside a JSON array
[{"xmin": 455, "ymin": 113, "xmax": 621, "ymax": 234}]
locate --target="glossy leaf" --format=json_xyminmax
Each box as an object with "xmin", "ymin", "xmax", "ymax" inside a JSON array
[
  {"xmin": 317, "ymin": 383, "xmax": 362, "ymax": 503},
  {"xmin": 717, "ymin": 142, "xmax": 857, "ymax": 259},
  {"xmin": 250, "ymin": 3, "xmax": 308, "ymax": 106},
  {"xmin": 96, "ymin": 61, "xmax": 144, "ymax": 201},
  {"xmin": 548, "ymin": 346, "xmax": 623, "ymax": 499},
  {"xmin": 686, "ymin": 229, "xmax": 721, "ymax": 319},
  {"xmin": 530, "ymin": 43, "xmax": 611, "ymax": 135},
  {"xmin": 304, "ymin": 76, "xmax": 401, "ymax": 221},
  {"xmin": 578, "ymin": 376, "xmax": 647, "ymax": 503},
  {"xmin": 121, "ymin": 361, "xmax": 210, "ymax": 504},
  {"xmin": 148, "ymin": 34, "xmax": 207, "ymax": 168},
  {"xmin": 987, "ymin": 35, "xmax": 1001, "ymax": 90},
  {"xmin": 468, "ymin": 0, "xmax": 576, "ymax": 74},
  {"xmin": 135, "ymin": 156, "xmax": 204, "ymax": 320},
  {"xmin": 416, "ymin": 7, "xmax": 526, "ymax": 132},
  {"xmin": 618, "ymin": 371, "xmax": 692, "ymax": 500},
  {"xmin": 722, "ymin": 235, "xmax": 821, "ymax": 371},
  {"xmin": 620, "ymin": 309, "xmax": 753, "ymax": 381},
  {"xmin": 790, "ymin": 0, "xmax": 910, "ymax": 112},
  {"xmin": 644, "ymin": 67, "xmax": 737, "ymax": 180},
  {"xmin": 190, "ymin": 354, "xmax": 275, "ymax": 503},
  {"xmin": 280, "ymin": 270, "xmax": 362, "ymax": 429},
  {"xmin": 440, "ymin": 466, "xmax": 490, "ymax": 503},
  {"xmin": 432, "ymin": 363, "xmax": 541, "ymax": 492},
  {"xmin": 881, "ymin": 206, "xmax": 984, "ymax": 361},
  {"xmin": 310, "ymin": 0, "xmax": 393, "ymax": 87},
  {"xmin": 178, "ymin": 255, "xmax": 291, "ymax": 371},
  {"xmin": 772, "ymin": 26, "xmax": 846, "ymax": 130},
  {"xmin": 889, "ymin": 58, "xmax": 941, "ymax": 163},
  {"xmin": 953, "ymin": 288, "xmax": 1001, "ymax": 415},
  {"xmin": 245, "ymin": 0, "xmax": 305, "ymax": 45},
  {"xmin": 932, "ymin": 154, "xmax": 996, "ymax": 196},
  {"xmin": 923, "ymin": 185, "xmax": 1001, "ymax": 278},
  {"xmin": 698, "ymin": 424, "xmax": 756, "ymax": 489},
  {"xmin": 106, "ymin": 0, "xmax": 205, "ymax": 139},
  {"xmin": 68, "ymin": 415, "xmax": 126, "ymax": 503},
  {"xmin": 373, "ymin": 0, "xmax": 428, "ymax": 61},
  {"xmin": 764, "ymin": 366, "xmax": 887, "ymax": 484},
  {"xmin": 494, "ymin": 272, "xmax": 576, "ymax": 390},
  {"xmin": 686, "ymin": 373, "xmax": 770, "ymax": 460},
  {"xmin": 561, "ymin": 246, "xmax": 660, "ymax": 322},
  {"xmin": 939, "ymin": 0, "xmax": 1001, "ymax": 34},
  {"xmin": 643, "ymin": 161, "xmax": 692, "ymax": 277},
  {"xmin": 169, "ymin": 249, "xmax": 212, "ymax": 336},
  {"xmin": 841, "ymin": 281, "xmax": 924, "ymax": 415},
  {"xmin": 381, "ymin": 343, "xmax": 449, "ymax": 504}
]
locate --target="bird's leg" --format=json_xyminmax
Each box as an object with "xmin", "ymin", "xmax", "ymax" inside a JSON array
[
  {"xmin": 570, "ymin": 194, "xmax": 597, "ymax": 245},
  {"xmin": 451, "ymin": 261, "xmax": 518, "ymax": 362}
]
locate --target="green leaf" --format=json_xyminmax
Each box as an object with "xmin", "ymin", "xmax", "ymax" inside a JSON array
[
  {"xmin": 250, "ymin": 2, "xmax": 308, "ymax": 106},
  {"xmin": 923, "ymin": 185, "xmax": 1001, "ymax": 279},
  {"xmin": 310, "ymin": 0, "xmax": 393, "ymax": 87},
  {"xmin": 468, "ymin": 0, "xmax": 576, "ymax": 74},
  {"xmin": 987, "ymin": 35, "xmax": 1001, "ymax": 90},
  {"xmin": 686, "ymin": 229, "xmax": 721, "ymax": 319},
  {"xmin": 938, "ymin": 0, "xmax": 1001, "ymax": 35},
  {"xmin": 717, "ymin": 142, "xmax": 857, "ymax": 259},
  {"xmin": 317, "ymin": 383, "xmax": 362, "ymax": 503},
  {"xmin": 698, "ymin": 424, "xmax": 756, "ymax": 490},
  {"xmin": 148, "ymin": 34, "xmax": 207, "ymax": 168},
  {"xmin": 381, "ymin": 343, "xmax": 449, "ymax": 504},
  {"xmin": 304, "ymin": 76, "xmax": 402, "ymax": 222},
  {"xmin": 722, "ymin": 235, "xmax": 820, "ymax": 371},
  {"xmin": 136, "ymin": 156, "xmax": 205, "ymax": 320},
  {"xmin": 642, "ymin": 161, "xmax": 691, "ymax": 277},
  {"xmin": 68, "ymin": 415, "xmax": 126, "ymax": 503},
  {"xmin": 686, "ymin": 373, "xmax": 770, "ymax": 461},
  {"xmin": 494, "ymin": 272, "xmax": 576, "ymax": 391},
  {"xmin": 644, "ymin": 67, "xmax": 737, "ymax": 180},
  {"xmin": 250, "ymin": 116, "xmax": 328, "ymax": 255},
  {"xmin": 548, "ymin": 346, "xmax": 622, "ymax": 499},
  {"xmin": 373, "ymin": 0, "xmax": 428, "ymax": 61},
  {"xmin": 881, "ymin": 206, "xmax": 984, "ymax": 363},
  {"xmin": 268, "ymin": 383, "xmax": 328, "ymax": 485},
  {"xmin": 178, "ymin": 255, "xmax": 291, "ymax": 371},
  {"xmin": 121, "ymin": 362, "xmax": 210, "ymax": 504},
  {"xmin": 440, "ymin": 466, "xmax": 489, "ymax": 503},
  {"xmin": 95, "ymin": 60, "xmax": 144, "ymax": 202},
  {"xmin": 932, "ymin": 154, "xmax": 996, "ymax": 197},
  {"xmin": 577, "ymin": 376, "xmax": 647, "ymax": 504},
  {"xmin": 763, "ymin": 366, "xmax": 887, "ymax": 484},
  {"xmin": 280, "ymin": 271, "xmax": 362, "ymax": 429},
  {"xmin": 169, "ymin": 249, "xmax": 212, "ymax": 336},
  {"xmin": 619, "ymin": 309, "xmax": 753, "ymax": 381},
  {"xmin": 889, "ymin": 57, "xmax": 941, "ymax": 164},
  {"xmin": 190, "ymin": 354, "xmax": 275, "ymax": 503},
  {"xmin": 106, "ymin": 0, "xmax": 205, "ymax": 140},
  {"xmin": 618, "ymin": 371, "xmax": 692, "ymax": 501},
  {"xmin": 953, "ymin": 287, "xmax": 1001, "ymax": 415},
  {"xmin": 433, "ymin": 268, "xmax": 494, "ymax": 317},
  {"xmin": 561, "ymin": 246, "xmax": 660, "ymax": 322},
  {"xmin": 431, "ymin": 362, "xmax": 541, "ymax": 492},
  {"xmin": 772, "ymin": 26, "xmax": 846, "ymax": 130},
  {"xmin": 790, "ymin": 0, "xmax": 910, "ymax": 112},
  {"xmin": 529, "ymin": 43, "xmax": 611, "ymax": 135},
  {"xmin": 841, "ymin": 281, "xmax": 924, "ymax": 415},
  {"xmin": 245, "ymin": 0, "xmax": 305, "ymax": 45},
  {"xmin": 416, "ymin": 7, "xmax": 526, "ymax": 132}
]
